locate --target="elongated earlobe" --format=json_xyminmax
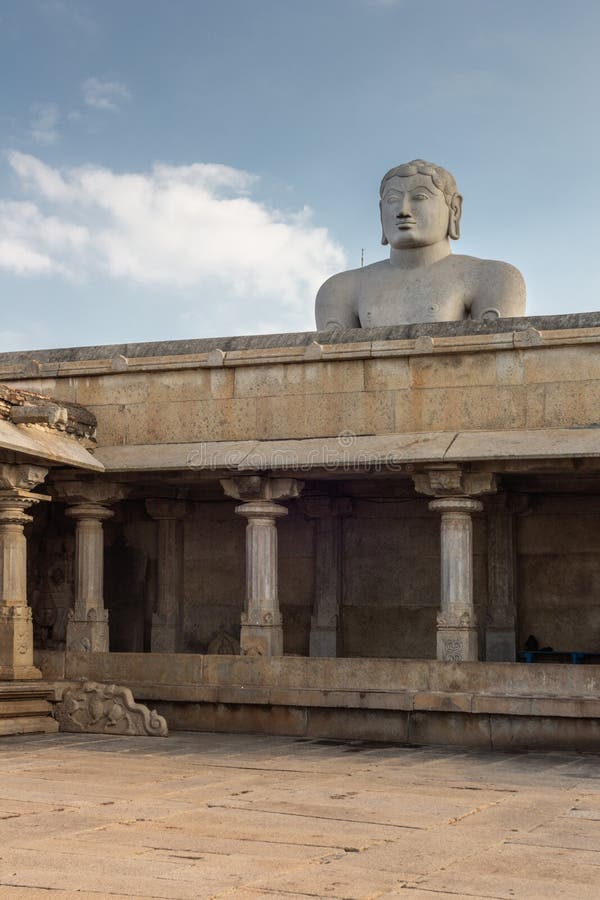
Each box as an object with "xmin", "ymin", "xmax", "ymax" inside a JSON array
[
  {"xmin": 448, "ymin": 193, "xmax": 463, "ymax": 241},
  {"xmin": 379, "ymin": 201, "xmax": 388, "ymax": 245}
]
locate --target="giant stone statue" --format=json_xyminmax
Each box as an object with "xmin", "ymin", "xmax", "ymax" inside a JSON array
[{"xmin": 315, "ymin": 159, "xmax": 526, "ymax": 329}]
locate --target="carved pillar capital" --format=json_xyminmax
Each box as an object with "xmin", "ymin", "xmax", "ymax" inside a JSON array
[
  {"xmin": 413, "ymin": 465, "xmax": 496, "ymax": 500},
  {"xmin": 235, "ymin": 500, "xmax": 289, "ymax": 522},
  {"xmin": 65, "ymin": 503, "xmax": 114, "ymax": 523},
  {"xmin": 221, "ymin": 475, "xmax": 304, "ymax": 503},
  {"xmin": 0, "ymin": 463, "xmax": 48, "ymax": 492},
  {"xmin": 52, "ymin": 480, "xmax": 127, "ymax": 508}
]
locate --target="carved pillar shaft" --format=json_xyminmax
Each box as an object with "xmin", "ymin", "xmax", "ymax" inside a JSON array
[
  {"xmin": 237, "ymin": 501, "xmax": 287, "ymax": 657},
  {"xmin": 429, "ymin": 498, "xmax": 482, "ymax": 662},
  {"xmin": 486, "ymin": 497, "xmax": 517, "ymax": 661},
  {"xmin": 305, "ymin": 497, "xmax": 351, "ymax": 658},
  {"xmin": 146, "ymin": 500, "xmax": 187, "ymax": 653},
  {"xmin": 221, "ymin": 476, "xmax": 303, "ymax": 658},
  {"xmin": 66, "ymin": 504, "xmax": 113, "ymax": 652},
  {"xmin": 0, "ymin": 495, "xmax": 44, "ymax": 679}
]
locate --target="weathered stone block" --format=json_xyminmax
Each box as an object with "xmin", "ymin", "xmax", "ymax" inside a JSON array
[
  {"xmin": 364, "ymin": 357, "xmax": 410, "ymax": 392},
  {"xmin": 234, "ymin": 360, "xmax": 364, "ymax": 398}
]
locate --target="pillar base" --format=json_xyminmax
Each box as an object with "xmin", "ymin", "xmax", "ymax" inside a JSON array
[
  {"xmin": 309, "ymin": 621, "xmax": 339, "ymax": 658},
  {"xmin": 66, "ymin": 610, "xmax": 109, "ymax": 653},
  {"xmin": 485, "ymin": 626, "xmax": 516, "ymax": 662},
  {"xmin": 0, "ymin": 665, "xmax": 43, "ymax": 680},
  {"xmin": 437, "ymin": 626, "xmax": 478, "ymax": 662},
  {"xmin": 151, "ymin": 617, "xmax": 177, "ymax": 653},
  {"xmin": 240, "ymin": 624, "xmax": 283, "ymax": 657},
  {"xmin": 0, "ymin": 606, "xmax": 41, "ymax": 678}
]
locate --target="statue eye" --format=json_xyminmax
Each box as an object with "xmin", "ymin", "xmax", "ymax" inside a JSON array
[{"xmin": 412, "ymin": 193, "xmax": 428, "ymax": 201}]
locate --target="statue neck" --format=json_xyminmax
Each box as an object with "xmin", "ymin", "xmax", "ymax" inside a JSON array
[{"xmin": 389, "ymin": 238, "xmax": 451, "ymax": 270}]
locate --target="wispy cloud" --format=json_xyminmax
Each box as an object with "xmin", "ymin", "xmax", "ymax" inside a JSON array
[
  {"xmin": 82, "ymin": 77, "xmax": 131, "ymax": 112},
  {"xmin": 0, "ymin": 152, "xmax": 346, "ymax": 331},
  {"xmin": 29, "ymin": 103, "xmax": 60, "ymax": 145}
]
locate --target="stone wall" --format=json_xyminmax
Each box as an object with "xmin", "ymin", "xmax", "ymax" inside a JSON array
[
  {"xmin": 5, "ymin": 318, "xmax": 600, "ymax": 448},
  {"xmin": 517, "ymin": 495, "xmax": 600, "ymax": 652},
  {"xmin": 9, "ymin": 316, "xmax": 600, "ymax": 660}
]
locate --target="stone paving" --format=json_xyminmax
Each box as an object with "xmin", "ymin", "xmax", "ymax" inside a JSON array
[{"xmin": 0, "ymin": 731, "xmax": 599, "ymax": 898}]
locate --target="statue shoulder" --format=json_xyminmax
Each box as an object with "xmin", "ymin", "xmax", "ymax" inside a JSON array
[
  {"xmin": 454, "ymin": 255, "xmax": 526, "ymax": 319},
  {"xmin": 315, "ymin": 266, "xmax": 362, "ymax": 330}
]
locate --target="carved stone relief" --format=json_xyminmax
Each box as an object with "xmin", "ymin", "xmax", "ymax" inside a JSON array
[{"xmin": 55, "ymin": 681, "xmax": 168, "ymax": 736}]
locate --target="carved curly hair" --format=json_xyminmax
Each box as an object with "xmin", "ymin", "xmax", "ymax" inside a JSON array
[{"xmin": 379, "ymin": 159, "xmax": 459, "ymax": 207}]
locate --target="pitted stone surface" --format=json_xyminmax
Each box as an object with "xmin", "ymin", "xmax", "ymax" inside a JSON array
[
  {"xmin": 0, "ymin": 731, "xmax": 598, "ymax": 898},
  {"xmin": 0, "ymin": 312, "xmax": 599, "ymax": 367}
]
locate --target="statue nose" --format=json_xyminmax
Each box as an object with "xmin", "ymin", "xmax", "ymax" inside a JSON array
[{"xmin": 396, "ymin": 197, "xmax": 411, "ymax": 217}]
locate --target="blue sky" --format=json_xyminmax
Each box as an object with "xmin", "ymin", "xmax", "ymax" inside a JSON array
[{"xmin": 1, "ymin": 0, "xmax": 600, "ymax": 350}]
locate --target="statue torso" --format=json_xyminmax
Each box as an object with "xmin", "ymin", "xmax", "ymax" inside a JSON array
[{"xmin": 357, "ymin": 256, "xmax": 471, "ymax": 327}]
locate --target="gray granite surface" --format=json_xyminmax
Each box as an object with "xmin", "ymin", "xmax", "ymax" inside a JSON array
[{"xmin": 0, "ymin": 311, "xmax": 598, "ymax": 363}]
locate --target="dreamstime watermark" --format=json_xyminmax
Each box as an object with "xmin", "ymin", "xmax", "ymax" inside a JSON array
[{"xmin": 186, "ymin": 430, "xmax": 406, "ymax": 474}]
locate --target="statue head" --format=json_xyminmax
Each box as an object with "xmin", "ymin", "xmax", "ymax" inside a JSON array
[{"xmin": 379, "ymin": 159, "xmax": 463, "ymax": 247}]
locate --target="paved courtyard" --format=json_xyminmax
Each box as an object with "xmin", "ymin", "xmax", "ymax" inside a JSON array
[{"xmin": 0, "ymin": 731, "xmax": 599, "ymax": 898}]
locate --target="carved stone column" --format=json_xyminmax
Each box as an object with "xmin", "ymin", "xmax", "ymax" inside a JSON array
[
  {"xmin": 413, "ymin": 467, "xmax": 496, "ymax": 663},
  {"xmin": 485, "ymin": 494, "xmax": 519, "ymax": 661},
  {"xmin": 145, "ymin": 499, "xmax": 187, "ymax": 653},
  {"xmin": 54, "ymin": 482, "xmax": 126, "ymax": 652},
  {"xmin": 303, "ymin": 497, "xmax": 351, "ymax": 658},
  {"xmin": 428, "ymin": 497, "xmax": 482, "ymax": 661},
  {"xmin": 221, "ymin": 476, "xmax": 303, "ymax": 657},
  {"xmin": 0, "ymin": 464, "xmax": 49, "ymax": 680}
]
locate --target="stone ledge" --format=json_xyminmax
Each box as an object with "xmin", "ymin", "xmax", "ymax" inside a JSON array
[
  {"xmin": 2, "ymin": 313, "xmax": 600, "ymax": 379},
  {"xmin": 40, "ymin": 677, "xmax": 600, "ymax": 720}
]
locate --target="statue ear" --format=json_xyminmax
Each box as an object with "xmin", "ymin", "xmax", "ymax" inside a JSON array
[
  {"xmin": 448, "ymin": 193, "xmax": 463, "ymax": 241},
  {"xmin": 379, "ymin": 200, "xmax": 389, "ymax": 245}
]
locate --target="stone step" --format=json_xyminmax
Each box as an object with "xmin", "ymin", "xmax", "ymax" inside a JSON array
[
  {"xmin": 0, "ymin": 681, "xmax": 59, "ymax": 737},
  {"xmin": 0, "ymin": 715, "xmax": 58, "ymax": 736},
  {"xmin": 0, "ymin": 681, "xmax": 56, "ymax": 700},
  {"xmin": 0, "ymin": 698, "xmax": 55, "ymax": 718}
]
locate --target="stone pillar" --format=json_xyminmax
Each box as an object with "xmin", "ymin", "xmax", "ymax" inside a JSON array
[
  {"xmin": 53, "ymin": 482, "xmax": 126, "ymax": 652},
  {"xmin": 221, "ymin": 476, "xmax": 303, "ymax": 657},
  {"xmin": 485, "ymin": 494, "xmax": 519, "ymax": 662},
  {"xmin": 145, "ymin": 499, "xmax": 187, "ymax": 653},
  {"xmin": 0, "ymin": 464, "xmax": 49, "ymax": 680},
  {"xmin": 303, "ymin": 497, "xmax": 351, "ymax": 658},
  {"xmin": 413, "ymin": 466, "xmax": 496, "ymax": 663},
  {"xmin": 429, "ymin": 498, "xmax": 482, "ymax": 661}
]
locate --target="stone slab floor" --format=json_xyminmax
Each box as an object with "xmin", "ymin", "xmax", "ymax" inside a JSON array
[{"xmin": 0, "ymin": 732, "xmax": 599, "ymax": 899}]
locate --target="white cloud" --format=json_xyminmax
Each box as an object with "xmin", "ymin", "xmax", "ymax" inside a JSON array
[
  {"xmin": 82, "ymin": 77, "xmax": 131, "ymax": 112},
  {"xmin": 29, "ymin": 103, "xmax": 60, "ymax": 144},
  {"xmin": 0, "ymin": 152, "xmax": 346, "ymax": 332}
]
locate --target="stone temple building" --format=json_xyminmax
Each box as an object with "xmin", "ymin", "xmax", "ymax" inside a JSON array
[{"xmin": 0, "ymin": 313, "xmax": 599, "ymax": 748}]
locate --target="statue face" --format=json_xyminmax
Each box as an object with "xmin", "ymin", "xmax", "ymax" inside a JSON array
[{"xmin": 380, "ymin": 174, "xmax": 451, "ymax": 249}]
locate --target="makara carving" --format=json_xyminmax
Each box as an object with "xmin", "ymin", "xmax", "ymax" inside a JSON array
[{"xmin": 55, "ymin": 681, "xmax": 168, "ymax": 736}]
